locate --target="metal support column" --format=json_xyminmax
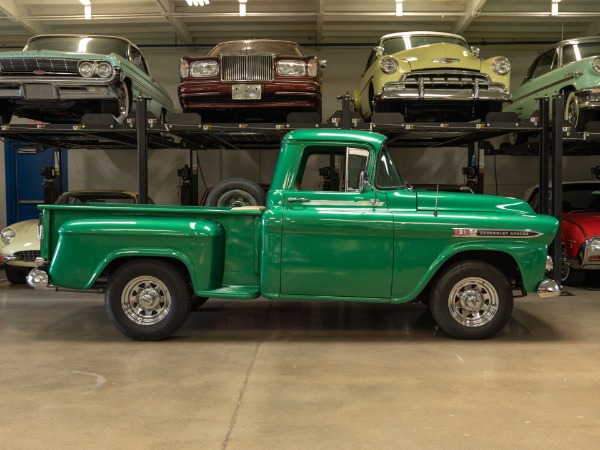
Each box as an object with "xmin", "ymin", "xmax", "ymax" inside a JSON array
[
  {"xmin": 136, "ymin": 97, "xmax": 149, "ymax": 204},
  {"xmin": 539, "ymin": 97, "xmax": 550, "ymax": 215},
  {"xmin": 551, "ymin": 94, "xmax": 564, "ymax": 281}
]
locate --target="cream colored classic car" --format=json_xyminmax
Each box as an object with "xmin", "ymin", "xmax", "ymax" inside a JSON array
[
  {"xmin": 352, "ymin": 31, "xmax": 511, "ymax": 122},
  {"xmin": 1, "ymin": 190, "xmax": 150, "ymax": 284}
]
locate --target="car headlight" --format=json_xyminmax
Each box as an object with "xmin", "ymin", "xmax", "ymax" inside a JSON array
[
  {"xmin": 590, "ymin": 237, "xmax": 600, "ymax": 253},
  {"xmin": 96, "ymin": 62, "xmax": 113, "ymax": 78},
  {"xmin": 190, "ymin": 61, "xmax": 219, "ymax": 77},
  {"xmin": 592, "ymin": 58, "xmax": 600, "ymax": 74},
  {"xmin": 78, "ymin": 61, "xmax": 95, "ymax": 78},
  {"xmin": 1, "ymin": 227, "xmax": 16, "ymax": 245},
  {"xmin": 492, "ymin": 57, "xmax": 511, "ymax": 75},
  {"xmin": 277, "ymin": 60, "xmax": 306, "ymax": 76},
  {"xmin": 380, "ymin": 56, "xmax": 398, "ymax": 74},
  {"xmin": 307, "ymin": 58, "xmax": 318, "ymax": 77}
]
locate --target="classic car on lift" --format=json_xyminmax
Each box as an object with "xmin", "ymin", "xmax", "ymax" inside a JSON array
[
  {"xmin": 178, "ymin": 39, "xmax": 325, "ymax": 123},
  {"xmin": 0, "ymin": 34, "xmax": 173, "ymax": 124},
  {"xmin": 525, "ymin": 181, "xmax": 600, "ymax": 285},
  {"xmin": 505, "ymin": 36, "xmax": 600, "ymax": 133},
  {"xmin": 352, "ymin": 31, "xmax": 511, "ymax": 122},
  {"xmin": 0, "ymin": 190, "xmax": 150, "ymax": 285}
]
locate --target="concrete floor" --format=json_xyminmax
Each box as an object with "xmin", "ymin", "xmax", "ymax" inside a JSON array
[{"xmin": 0, "ymin": 268, "xmax": 599, "ymax": 449}]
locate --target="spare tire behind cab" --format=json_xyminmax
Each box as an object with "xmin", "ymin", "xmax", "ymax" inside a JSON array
[{"xmin": 205, "ymin": 177, "xmax": 266, "ymax": 207}]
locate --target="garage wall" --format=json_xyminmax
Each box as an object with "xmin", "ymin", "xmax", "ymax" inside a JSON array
[{"xmin": 2, "ymin": 43, "xmax": 600, "ymax": 224}]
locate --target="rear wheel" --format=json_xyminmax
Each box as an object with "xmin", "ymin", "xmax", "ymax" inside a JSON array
[
  {"xmin": 429, "ymin": 261, "xmax": 513, "ymax": 339},
  {"xmin": 4, "ymin": 265, "xmax": 27, "ymax": 285},
  {"xmin": 105, "ymin": 259, "xmax": 192, "ymax": 340}
]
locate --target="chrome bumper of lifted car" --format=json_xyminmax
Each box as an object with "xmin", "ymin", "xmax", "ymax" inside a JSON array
[
  {"xmin": 0, "ymin": 76, "xmax": 117, "ymax": 100},
  {"xmin": 377, "ymin": 88, "xmax": 511, "ymax": 102},
  {"xmin": 575, "ymin": 88, "xmax": 600, "ymax": 110},
  {"xmin": 537, "ymin": 278, "xmax": 561, "ymax": 299}
]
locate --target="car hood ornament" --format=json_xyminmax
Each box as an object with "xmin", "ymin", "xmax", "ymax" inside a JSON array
[{"xmin": 432, "ymin": 58, "xmax": 460, "ymax": 63}]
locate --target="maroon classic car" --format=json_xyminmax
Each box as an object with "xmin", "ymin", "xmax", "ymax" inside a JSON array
[
  {"xmin": 526, "ymin": 181, "xmax": 600, "ymax": 285},
  {"xmin": 178, "ymin": 39, "xmax": 325, "ymax": 123}
]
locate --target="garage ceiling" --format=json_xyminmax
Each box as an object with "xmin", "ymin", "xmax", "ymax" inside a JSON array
[{"xmin": 1, "ymin": 0, "xmax": 600, "ymax": 48}]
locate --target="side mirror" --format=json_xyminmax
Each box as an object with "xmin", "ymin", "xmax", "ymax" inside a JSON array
[
  {"xmin": 471, "ymin": 46, "xmax": 480, "ymax": 58},
  {"xmin": 320, "ymin": 60, "xmax": 327, "ymax": 68},
  {"xmin": 359, "ymin": 171, "xmax": 371, "ymax": 193},
  {"xmin": 374, "ymin": 46, "xmax": 385, "ymax": 57}
]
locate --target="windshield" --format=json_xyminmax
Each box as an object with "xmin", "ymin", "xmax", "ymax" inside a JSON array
[
  {"xmin": 375, "ymin": 147, "xmax": 404, "ymax": 189},
  {"xmin": 562, "ymin": 184, "xmax": 600, "ymax": 212},
  {"xmin": 209, "ymin": 41, "xmax": 305, "ymax": 56},
  {"xmin": 381, "ymin": 35, "xmax": 469, "ymax": 54},
  {"xmin": 25, "ymin": 36, "xmax": 129, "ymax": 57},
  {"xmin": 562, "ymin": 42, "xmax": 600, "ymax": 64}
]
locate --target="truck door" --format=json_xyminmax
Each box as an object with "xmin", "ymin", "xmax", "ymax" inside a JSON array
[{"xmin": 280, "ymin": 145, "xmax": 394, "ymax": 300}]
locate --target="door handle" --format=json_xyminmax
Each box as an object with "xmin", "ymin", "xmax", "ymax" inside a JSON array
[{"xmin": 288, "ymin": 197, "xmax": 310, "ymax": 203}]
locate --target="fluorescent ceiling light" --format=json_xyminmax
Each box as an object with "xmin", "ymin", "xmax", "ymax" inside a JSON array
[
  {"xmin": 239, "ymin": 0, "xmax": 247, "ymax": 17},
  {"xmin": 84, "ymin": 4, "xmax": 91, "ymax": 19},
  {"xmin": 186, "ymin": 0, "xmax": 210, "ymax": 6},
  {"xmin": 395, "ymin": 0, "xmax": 403, "ymax": 17},
  {"xmin": 79, "ymin": 0, "xmax": 91, "ymax": 5},
  {"xmin": 551, "ymin": 0, "xmax": 561, "ymax": 16}
]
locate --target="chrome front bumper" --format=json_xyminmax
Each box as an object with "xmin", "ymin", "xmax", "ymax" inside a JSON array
[
  {"xmin": 26, "ymin": 268, "xmax": 51, "ymax": 290},
  {"xmin": 377, "ymin": 88, "xmax": 511, "ymax": 102},
  {"xmin": 0, "ymin": 75, "xmax": 117, "ymax": 100},
  {"xmin": 575, "ymin": 88, "xmax": 600, "ymax": 110},
  {"xmin": 537, "ymin": 278, "xmax": 562, "ymax": 299}
]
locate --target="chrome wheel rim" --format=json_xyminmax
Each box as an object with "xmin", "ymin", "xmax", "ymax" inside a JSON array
[
  {"xmin": 566, "ymin": 99, "xmax": 578, "ymax": 128},
  {"xmin": 448, "ymin": 277, "xmax": 499, "ymax": 327},
  {"xmin": 217, "ymin": 189, "xmax": 257, "ymax": 207},
  {"xmin": 121, "ymin": 275, "xmax": 171, "ymax": 326}
]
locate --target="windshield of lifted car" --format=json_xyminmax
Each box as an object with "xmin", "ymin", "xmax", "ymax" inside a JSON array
[
  {"xmin": 25, "ymin": 37, "xmax": 129, "ymax": 57},
  {"xmin": 562, "ymin": 42, "xmax": 600, "ymax": 64},
  {"xmin": 375, "ymin": 146, "xmax": 404, "ymax": 189},
  {"xmin": 381, "ymin": 35, "xmax": 469, "ymax": 54},
  {"xmin": 209, "ymin": 41, "xmax": 305, "ymax": 56}
]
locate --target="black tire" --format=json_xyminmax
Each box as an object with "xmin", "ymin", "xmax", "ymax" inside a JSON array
[
  {"xmin": 561, "ymin": 245, "xmax": 586, "ymax": 286},
  {"xmin": 191, "ymin": 295, "xmax": 208, "ymax": 311},
  {"xmin": 508, "ymin": 131, "xmax": 529, "ymax": 146},
  {"xmin": 101, "ymin": 82, "xmax": 131, "ymax": 118},
  {"xmin": 205, "ymin": 177, "xmax": 266, "ymax": 207},
  {"xmin": 0, "ymin": 106, "xmax": 12, "ymax": 125},
  {"xmin": 105, "ymin": 259, "xmax": 192, "ymax": 341},
  {"xmin": 565, "ymin": 91, "xmax": 592, "ymax": 132},
  {"xmin": 4, "ymin": 265, "xmax": 27, "ymax": 285},
  {"xmin": 429, "ymin": 261, "xmax": 513, "ymax": 339}
]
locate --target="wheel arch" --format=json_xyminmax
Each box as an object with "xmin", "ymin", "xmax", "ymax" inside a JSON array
[{"xmin": 100, "ymin": 255, "xmax": 191, "ymax": 288}]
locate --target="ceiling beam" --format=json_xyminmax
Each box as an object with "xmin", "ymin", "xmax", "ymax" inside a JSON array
[
  {"xmin": 453, "ymin": 0, "xmax": 487, "ymax": 35},
  {"xmin": 153, "ymin": 0, "xmax": 193, "ymax": 44},
  {"xmin": 0, "ymin": 0, "xmax": 48, "ymax": 35},
  {"xmin": 316, "ymin": 0, "xmax": 324, "ymax": 44}
]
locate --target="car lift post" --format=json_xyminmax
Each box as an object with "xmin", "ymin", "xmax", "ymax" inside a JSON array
[
  {"xmin": 136, "ymin": 97, "xmax": 149, "ymax": 204},
  {"xmin": 551, "ymin": 94, "xmax": 564, "ymax": 281}
]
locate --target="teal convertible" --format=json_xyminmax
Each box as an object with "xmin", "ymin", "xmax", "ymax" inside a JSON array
[{"xmin": 0, "ymin": 34, "xmax": 173, "ymax": 124}]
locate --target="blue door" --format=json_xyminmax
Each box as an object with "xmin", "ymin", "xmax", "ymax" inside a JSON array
[{"xmin": 4, "ymin": 139, "xmax": 68, "ymax": 224}]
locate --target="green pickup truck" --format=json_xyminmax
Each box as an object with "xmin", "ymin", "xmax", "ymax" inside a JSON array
[{"xmin": 27, "ymin": 129, "xmax": 561, "ymax": 341}]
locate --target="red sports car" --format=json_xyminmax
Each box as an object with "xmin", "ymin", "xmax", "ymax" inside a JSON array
[
  {"xmin": 178, "ymin": 39, "xmax": 325, "ymax": 123},
  {"xmin": 526, "ymin": 181, "xmax": 600, "ymax": 285}
]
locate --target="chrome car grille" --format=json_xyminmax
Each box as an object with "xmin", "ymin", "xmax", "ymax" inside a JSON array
[
  {"xmin": 0, "ymin": 58, "xmax": 80, "ymax": 75},
  {"xmin": 221, "ymin": 55, "xmax": 274, "ymax": 82},
  {"xmin": 401, "ymin": 70, "xmax": 492, "ymax": 90},
  {"xmin": 13, "ymin": 250, "xmax": 41, "ymax": 262}
]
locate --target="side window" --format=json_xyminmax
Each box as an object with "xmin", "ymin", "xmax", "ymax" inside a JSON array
[
  {"xmin": 130, "ymin": 47, "xmax": 148, "ymax": 73},
  {"xmin": 295, "ymin": 146, "xmax": 369, "ymax": 192},
  {"xmin": 530, "ymin": 48, "xmax": 559, "ymax": 79}
]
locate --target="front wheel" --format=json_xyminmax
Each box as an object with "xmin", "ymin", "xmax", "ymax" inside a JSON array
[
  {"xmin": 4, "ymin": 265, "xmax": 27, "ymax": 285},
  {"xmin": 565, "ymin": 91, "xmax": 592, "ymax": 131},
  {"xmin": 561, "ymin": 244, "xmax": 586, "ymax": 286},
  {"xmin": 429, "ymin": 261, "xmax": 513, "ymax": 339},
  {"xmin": 105, "ymin": 259, "xmax": 192, "ymax": 340}
]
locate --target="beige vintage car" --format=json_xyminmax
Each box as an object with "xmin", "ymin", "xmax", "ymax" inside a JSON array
[
  {"xmin": 352, "ymin": 31, "xmax": 511, "ymax": 122},
  {"xmin": 1, "ymin": 190, "xmax": 149, "ymax": 284}
]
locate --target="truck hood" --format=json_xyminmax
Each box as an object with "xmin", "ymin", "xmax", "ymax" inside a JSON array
[
  {"xmin": 564, "ymin": 212, "xmax": 600, "ymax": 237},
  {"xmin": 416, "ymin": 191, "xmax": 534, "ymax": 215},
  {"xmin": 395, "ymin": 43, "xmax": 481, "ymax": 72}
]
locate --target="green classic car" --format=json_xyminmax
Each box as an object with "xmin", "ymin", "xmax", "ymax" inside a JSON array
[
  {"xmin": 0, "ymin": 34, "xmax": 173, "ymax": 124},
  {"xmin": 505, "ymin": 36, "xmax": 600, "ymax": 132},
  {"xmin": 352, "ymin": 31, "xmax": 511, "ymax": 122}
]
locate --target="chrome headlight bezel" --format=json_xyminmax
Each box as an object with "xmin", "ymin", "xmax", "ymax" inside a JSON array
[
  {"xmin": 380, "ymin": 56, "xmax": 399, "ymax": 74},
  {"xmin": 277, "ymin": 60, "xmax": 306, "ymax": 76},
  {"xmin": 190, "ymin": 61, "xmax": 219, "ymax": 78},
  {"xmin": 589, "ymin": 237, "xmax": 600, "ymax": 253},
  {"xmin": 1, "ymin": 227, "xmax": 16, "ymax": 245},
  {"xmin": 96, "ymin": 62, "xmax": 113, "ymax": 78},
  {"xmin": 492, "ymin": 57, "xmax": 511, "ymax": 75},
  {"xmin": 78, "ymin": 61, "xmax": 95, "ymax": 78}
]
